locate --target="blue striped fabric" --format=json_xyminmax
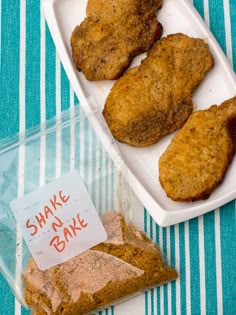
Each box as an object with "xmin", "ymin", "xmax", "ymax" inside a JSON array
[{"xmin": 0, "ymin": 0, "xmax": 235, "ymax": 314}]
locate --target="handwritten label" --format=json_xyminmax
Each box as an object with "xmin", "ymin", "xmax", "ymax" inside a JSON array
[{"xmin": 10, "ymin": 171, "xmax": 107, "ymax": 270}]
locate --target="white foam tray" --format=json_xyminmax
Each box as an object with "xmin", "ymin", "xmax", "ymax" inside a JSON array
[{"xmin": 43, "ymin": 0, "xmax": 236, "ymax": 226}]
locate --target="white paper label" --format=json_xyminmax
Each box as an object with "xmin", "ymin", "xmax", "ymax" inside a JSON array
[{"xmin": 10, "ymin": 171, "xmax": 107, "ymax": 270}]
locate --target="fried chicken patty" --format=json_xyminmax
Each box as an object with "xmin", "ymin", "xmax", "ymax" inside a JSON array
[
  {"xmin": 159, "ymin": 96, "xmax": 236, "ymax": 202},
  {"xmin": 103, "ymin": 33, "xmax": 214, "ymax": 146},
  {"xmin": 71, "ymin": 0, "xmax": 163, "ymax": 81}
]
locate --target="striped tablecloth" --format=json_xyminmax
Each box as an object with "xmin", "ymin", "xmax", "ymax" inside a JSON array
[{"xmin": 1, "ymin": 0, "xmax": 235, "ymax": 314}]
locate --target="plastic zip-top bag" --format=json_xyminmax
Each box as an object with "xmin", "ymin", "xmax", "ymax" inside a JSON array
[{"xmin": 0, "ymin": 105, "xmax": 177, "ymax": 315}]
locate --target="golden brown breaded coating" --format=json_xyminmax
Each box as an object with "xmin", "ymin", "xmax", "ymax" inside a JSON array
[
  {"xmin": 159, "ymin": 96, "xmax": 236, "ymax": 202},
  {"xmin": 71, "ymin": 0, "xmax": 163, "ymax": 80},
  {"xmin": 103, "ymin": 33, "xmax": 214, "ymax": 146}
]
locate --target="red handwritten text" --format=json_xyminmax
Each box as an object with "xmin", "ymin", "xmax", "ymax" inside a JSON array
[
  {"xmin": 25, "ymin": 190, "xmax": 70, "ymax": 236},
  {"xmin": 49, "ymin": 213, "xmax": 88, "ymax": 252}
]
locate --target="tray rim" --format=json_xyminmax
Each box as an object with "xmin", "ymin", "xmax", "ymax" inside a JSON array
[{"xmin": 42, "ymin": 0, "xmax": 236, "ymax": 226}]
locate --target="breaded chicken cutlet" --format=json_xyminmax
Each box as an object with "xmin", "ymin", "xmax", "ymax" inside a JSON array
[
  {"xmin": 71, "ymin": 0, "xmax": 163, "ymax": 81},
  {"xmin": 159, "ymin": 97, "xmax": 236, "ymax": 202},
  {"xmin": 103, "ymin": 33, "xmax": 214, "ymax": 146}
]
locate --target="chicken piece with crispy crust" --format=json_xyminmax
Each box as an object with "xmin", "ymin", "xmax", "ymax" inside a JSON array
[
  {"xmin": 159, "ymin": 96, "xmax": 236, "ymax": 202},
  {"xmin": 71, "ymin": 0, "xmax": 163, "ymax": 81},
  {"xmin": 103, "ymin": 33, "xmax": 214, "ymax": 146}
]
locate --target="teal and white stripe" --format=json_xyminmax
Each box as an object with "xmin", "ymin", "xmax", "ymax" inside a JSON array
[{"xmin": 1, "ymin": 1, "xmax": 235, "ymax": 315}]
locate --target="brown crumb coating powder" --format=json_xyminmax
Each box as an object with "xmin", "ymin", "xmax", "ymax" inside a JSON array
[{"xmin": 23, "ymin": 211, "xmax": 177, "ymax": 315}]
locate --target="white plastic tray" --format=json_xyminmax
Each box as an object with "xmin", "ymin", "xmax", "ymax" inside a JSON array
[{"xmin": 43, "ymin": 0, "xmax": 236, "ymax": 226}]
